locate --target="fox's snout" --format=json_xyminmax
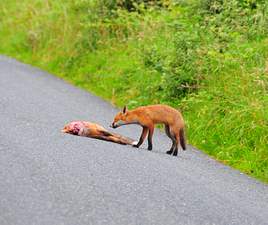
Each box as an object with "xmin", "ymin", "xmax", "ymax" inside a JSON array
[
  {"xmin": 110, "ymin": 122, "xmax": 118, "ymax": 129},
  {"xmin": 111, "ymin": 119, "xmax": 126, "ymax": 128}
]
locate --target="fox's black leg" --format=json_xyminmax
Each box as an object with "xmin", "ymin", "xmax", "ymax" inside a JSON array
[
  {"xmin": 133, "ymin": 127, "xmax": 148, "ymax": 148},
  {"xmin": 165, "ymin": 125, "xmax": 175, "ymax": 155},
  {"xmin": 172, "ymin": 146, "xmax": 178, "ymax": 156},
  {"xmin": 166, "ymin": 139, "xmax": 176, "ymax": 155},
  {"xmin": 172, "ymin": 135, "xmax": 179, "ymax": 156},
  {"xmin": 147, "ymin": 126, "xmax": 154, "ymax": 150}
]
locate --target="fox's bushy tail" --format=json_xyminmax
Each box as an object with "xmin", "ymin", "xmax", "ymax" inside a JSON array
[{"xmin": 179, "ymin": 128, "xmax": 186, "ymax": 150}]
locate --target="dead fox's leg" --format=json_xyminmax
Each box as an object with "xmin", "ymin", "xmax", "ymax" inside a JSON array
[
  {"xmin": 165, "ymin": 125, "xmax": 175, "ymax": 155},
  {"xmin": 93, "ymin": 135, "xmax": 127, "ymax": 145},
  {"xmin": 147, "ymin": 126, "xmax": 154, "ymax": 150},
  {"xmin": 133, "ymin": 127, "xmax": 148, "ymax": 148},
  {"xmin": 110, "ymin": 132, "xmax": 135, "ymax": 145},
  {"xmin": 99, "ymin": 130, "xmax": 128, "ymax": 144}
]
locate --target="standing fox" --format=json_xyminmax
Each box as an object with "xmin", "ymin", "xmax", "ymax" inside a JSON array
[{"xmin": 111, "ymin": 104, "xmax": 186, "ymax": 156}]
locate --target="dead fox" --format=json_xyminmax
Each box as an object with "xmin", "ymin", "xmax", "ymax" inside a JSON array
[
  {"xmin": 62, "ymin": 121, "xmax": 136, "ymax": 145},
  {"xmin": 111, "ymin": 105, "xmax": 186, "ymax": 156}
]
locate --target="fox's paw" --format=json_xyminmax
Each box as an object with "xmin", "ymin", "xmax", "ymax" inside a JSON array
[{"xmin": 166, "ymin": 150, "xmax": 173, "ymax": 155}]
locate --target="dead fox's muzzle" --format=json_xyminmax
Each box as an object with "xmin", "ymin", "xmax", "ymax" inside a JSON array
[{"xmin": 61, "ymin": 128, "xmax": 68, "ymax": 133}]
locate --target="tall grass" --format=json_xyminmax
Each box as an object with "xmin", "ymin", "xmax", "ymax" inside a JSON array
[{"xmin": 0, "ymin": 0, "xmax": 267, "ymax": 182}]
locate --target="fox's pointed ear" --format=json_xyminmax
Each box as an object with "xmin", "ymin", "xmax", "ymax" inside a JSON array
[{"xmin": 122, "ymin": 105, "xmax": 127, "ymax": 114}]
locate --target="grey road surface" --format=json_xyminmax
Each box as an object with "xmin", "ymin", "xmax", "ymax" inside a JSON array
[{"xmin": 0, "ymin": 55, "xmax": 268, "ymax": 225}]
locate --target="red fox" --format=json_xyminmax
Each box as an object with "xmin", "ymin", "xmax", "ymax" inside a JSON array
[
  {"xmin": 62, "ymin": 121, "xmax": 136, "ymax": 145},
  {"xmin": 111, "ymin": 105, "xmax": 186, "ymax": 156}
]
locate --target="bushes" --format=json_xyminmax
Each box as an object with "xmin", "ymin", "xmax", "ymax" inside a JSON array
[{"xmin": 161, "ymin": 27, "xmax": 202, "ymax": 99}]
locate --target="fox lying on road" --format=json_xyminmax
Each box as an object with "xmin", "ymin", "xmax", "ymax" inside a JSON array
[
  {"xmin": 62, "ymin": 121, "xmax": 137, "ymax": 146},
  {"xmin": 111, "ymin": 104, "xmax": 186, "ymax": 156}
]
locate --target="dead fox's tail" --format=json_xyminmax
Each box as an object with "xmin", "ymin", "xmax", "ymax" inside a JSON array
[{"xmin": 179, "ymin": 128, "xmax": 186, "ymax": 150}]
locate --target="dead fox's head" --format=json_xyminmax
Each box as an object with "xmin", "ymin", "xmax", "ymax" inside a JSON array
[
  {"xmin": 111, "ymin": 106, "xmax": 129, "ymax": 128},
  {"xmin": 62, "ymin": 121, "xmax": 84, "ymax": 135}
]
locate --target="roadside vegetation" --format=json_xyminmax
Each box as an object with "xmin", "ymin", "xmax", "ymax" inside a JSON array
[{"xmin": 0, "ymin": 0, "xmax": 267, "ymax": 182}]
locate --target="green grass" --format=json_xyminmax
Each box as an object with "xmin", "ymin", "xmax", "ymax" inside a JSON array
[{"xmin": 0, "ymin": 0, "xmax": 268, "ymax": 182}]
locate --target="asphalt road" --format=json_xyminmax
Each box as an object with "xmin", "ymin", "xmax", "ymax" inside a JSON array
[{"xmin": 0, "ymin": 55, "xmax": 268, "ymax": 225}]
